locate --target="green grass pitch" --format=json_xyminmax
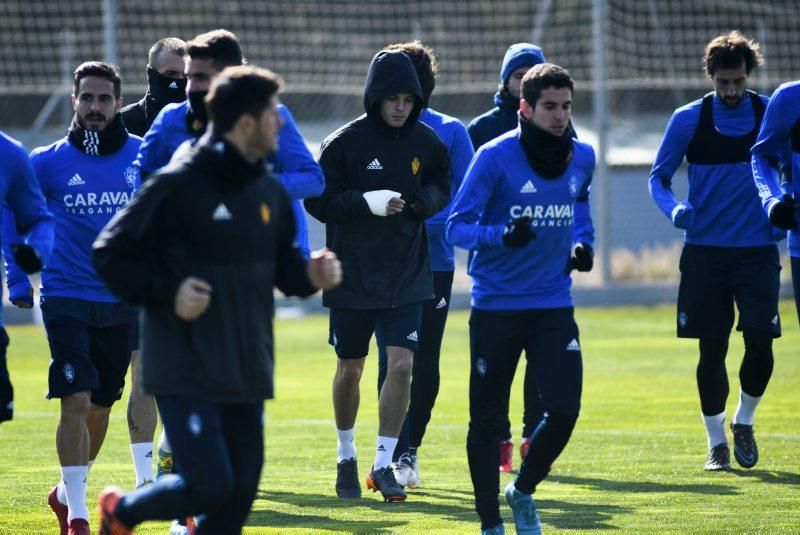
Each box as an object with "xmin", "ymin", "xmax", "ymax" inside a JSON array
[{"xmin": 1, "ymin": 303, "xmax": 798, "ymax": 533}]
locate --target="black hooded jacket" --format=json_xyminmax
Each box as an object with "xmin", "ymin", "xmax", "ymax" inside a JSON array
[
  {"xmin": 305, "ymin": 50, "xmax": 451, "ymax": 309},
  {"xmin": 93, "ymin": 133, "xmax": 316, "ymax": 402}
]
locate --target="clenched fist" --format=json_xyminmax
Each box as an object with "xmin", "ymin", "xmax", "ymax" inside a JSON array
[
  {"xmin": 307, "ymin": 247, "xmax": 342, "ymax": 290},
  {"xmin": 174, "ymin": 277, "xmax": 212, "ymax": 320}
]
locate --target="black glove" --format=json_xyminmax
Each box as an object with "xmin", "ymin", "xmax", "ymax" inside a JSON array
[
  {"xmin": 571, "ymin": 242, "xmax": 594, "ymax": 272},
  {"xmin": 11, "ymin": 243, "xmax": 43, "ymax": 274},
  {"xmin": 502, "ymin": 216, "xmax": 536, "ymax": 248},
  {"xmin": 769, "ymin": 195, "xmax": 798, "ymax": 230}
]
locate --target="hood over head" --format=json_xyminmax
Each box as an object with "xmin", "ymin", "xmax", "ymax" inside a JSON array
[{"xmin": 363, "ymin": 50, "xmax": 423, "ymax": 132}]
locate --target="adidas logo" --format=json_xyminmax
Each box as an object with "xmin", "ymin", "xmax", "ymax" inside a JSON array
[
  {"xmin": 407, "ymin": 331, "xmax": 418, "ymax": 342},
  {"xmin": 145, "ymin": 450, "xmax": 153, "ymax": 458},
  {"xmin": 212, "ymin": 203, "xmax": 233, "ymax": 221},
  {"xmin": 566, "ymin": 338, "xmax": 580, "ymax": 351},
  {"xmin": 367, "ymin": 158, "xmax": 383, "ymax": 170},
  {"xmin": 67, "ymin": 173, "xmax": 85, "ymax": 186},
  {"xmin": 436, "ymin": 297, "xmax": 447, "ymax": 309},
  {"xmin": 520, "ymin": 180, "xmax": 537, "ymax": 194},
  {"xmin": 377, "ymin": 444, "xmax": 386, "ymax": 452},
  {"xmin": 169, "ymin": 81, "xmax": 178, "ymax": 89}
]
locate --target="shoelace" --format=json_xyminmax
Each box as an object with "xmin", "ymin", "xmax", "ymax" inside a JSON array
[
  {"xmin": 734, "ymin": 428, "xmax": 754, "ymax": 449},
  {"xmin": 513, "ymin": 492, "xmax": 538, "ymax": 524}
]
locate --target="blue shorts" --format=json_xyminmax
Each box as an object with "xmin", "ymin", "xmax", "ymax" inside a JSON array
[
  {"xmin": 329, "ymin": 302, "xmax": 424, "ymax": 359},
  {"xmin": 677, "ymin": 244, "xmax": 781, "ymax": 339},
  {"xmin": 42, "ymin": 297, "xmax": 137, "ymax": 407}
]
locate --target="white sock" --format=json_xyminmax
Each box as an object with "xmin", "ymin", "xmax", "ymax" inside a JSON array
[
  {"xmin": 131, "ymin": 442, "xmax": 154, "ymax": 486},
  {"xmin": 56, "ymin": 460, "xmax": 93, "ymax": 505},
  {"xmin": 61, "ymin": 465, "xmax": 89, "ymax": 522},
  {"xmin": 337, "ymin": 427, "xmax": 356, "ymax": 462},
  {"xmin": 732, "ymin": 389, "xmax": 761, "ymax": 426},
  {"xmin": 55, "ymin": 480, "xmax": 67, "ymax": 505},
  {"xmin": 702, "ymin": 411, "xmax": 727, "ymax": 448},
  {"xmin": 374, "ymin": 436, "xmax": 398, "ymax": 470},
  {"xmin": 158, "ymin": 431, "xmax": 171, "ymax": 454}
]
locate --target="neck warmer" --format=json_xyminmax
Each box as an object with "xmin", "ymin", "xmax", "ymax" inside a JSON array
[
  {"xmin": 518, "ymin": 112, "xmax": 573, "ymax": 179},
  {"xmin": 493, "ymin": 89, "xmax": 520, "ymax": 112},
  {"xmin": 145, "ymin": 67, "xmax": 187, "ymax": 121},
  {"xmin": 67, "ymin": 113, "xmax": 129, "ymax": 156},
  {"xmin": 186, "ymin": 90, "xmax": 209, "ymax": 136}
]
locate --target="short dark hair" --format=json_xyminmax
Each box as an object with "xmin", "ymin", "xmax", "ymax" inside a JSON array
[
  {"xmin": 704, "ymin": 31, "xmax": 763, "ymax": 76},
  {"xmin": 73, "ymin": 61, "xmax": 121, "ymax": 99},
  {"xmin": 186, "ymin": 29, "xmax": 244, "ymax": 71},
  {"xmin": 207, "ymin": 66, "xmax": 283, "ymax": 133},
  {"xmin": 383, "ymin": 41, "xmax": 437, "ymax": 105},
  {"xmin": 148, "ymin": 37, "xmax": 187, "ymax": 67},
  {"xmin": 521, "ymin": 63, "xmax": 574, "ymax": 106}
]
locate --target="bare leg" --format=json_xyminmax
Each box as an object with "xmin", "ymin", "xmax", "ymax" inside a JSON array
[
  {"xmin": 378, "ymin": 346, "xmax": 413, "ymax": 437},
  {"xmin": 57, "ymin": 392, "xmax": 90, "ymax": 466},
  {"xmin": 87, "ymin": 403, "xmax": 112, "ymax": 461},
  {"xmin": 333, "ymin": 358, "xmax": 365, "ymax": 430},
  {"xmin": 127, "ymin": 350, "xmax": 157, "ymax": 443}
]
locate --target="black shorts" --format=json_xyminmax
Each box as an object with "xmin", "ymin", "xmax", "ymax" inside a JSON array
[
  {"xmin": 677, "ymin": 244, "xmax": 781, "ymax": 339},
  {"xmin": 329, "ymin": 302, "xmax": 424, "ymax": 359},
  {"xmin": 42, "ymin": 297, "xmax": 137, "ymax": 407}
]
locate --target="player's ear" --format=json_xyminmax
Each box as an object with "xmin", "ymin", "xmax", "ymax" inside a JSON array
[{"xmin": 520, "ymin": 98, "xmax": 533, "ymax": 121}]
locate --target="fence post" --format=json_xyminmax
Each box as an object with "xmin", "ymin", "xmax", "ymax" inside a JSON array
[{"xmin": 592, "ymin": 0, "xmax": 611, "ymax": 283}]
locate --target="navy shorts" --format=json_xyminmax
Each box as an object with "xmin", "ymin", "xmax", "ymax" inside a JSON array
[
  {"xmin": 42, "ymin": 297, "xmax": 137, "ymax": 407},
  {"xmin": 677, "ymin": 244, "xmax": 781, "ymax": 339},
  {"xmin": 329, "ymin": 302, "xmax": 424, "ymax": 359}
]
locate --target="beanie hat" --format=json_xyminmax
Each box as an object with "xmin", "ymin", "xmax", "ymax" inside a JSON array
[{"xmin": 500, "ymin": 43, "xmax": 546, "ymax": 86}]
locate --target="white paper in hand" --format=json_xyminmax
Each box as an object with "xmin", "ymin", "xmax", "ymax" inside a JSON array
[{"xmin": 363, "ymin": 190, "xmax": 401, "ymax": 216}]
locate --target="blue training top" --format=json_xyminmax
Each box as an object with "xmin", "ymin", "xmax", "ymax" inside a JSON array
[
  {"xmin": 0, "ymin": 132, "xmax": 54, "ymax": 325},
  {"xmin": 752, "ymin": 81, "xmax": 800, "ymax": 257},
  {"xmin": 136, "ymin": 101, "xmax": 324, "ymax": 256},
  {"xmin": 649, "ymin": 91, "xmax": 777, "ymax": 248},
  {"xmin": 420, "ymin": 107, "xmax": 474, "ymax": 271},
  {"xmin": 6, "ymin": 136, "xmax": 141, "ymax": 302},
  {"xmin": 447, "ymin": 129, "xmax": 595, "ymax": 310}
]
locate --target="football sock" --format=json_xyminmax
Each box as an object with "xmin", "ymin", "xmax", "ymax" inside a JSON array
[
  {"xmin": 131, "ymin": 442, "xmax": 154, "ymax": 486},
  {"xmin": 702, "ymin": 411, "xmax": 727, "ymax": 448},
  {"xmin": 56, "ymin": 460, "xmax": 94, "ymax": 505},
  {"xmin": 61, "ymin": 465, "xmax": 89, "ymax": 522},
  {"xmin": 157, "ymin": 431, "xmax": 172, "ymax": 455},
  {"xmin": 732, "ymin": 389, "xmax": 761, "ymax": 426},
  {"xmin": 374, "ymin": 436, "xmax": 398, "ymax": 469},
  {"xmin": 337, "ymin": 427, "xmax": 356, "ymax": 462}
]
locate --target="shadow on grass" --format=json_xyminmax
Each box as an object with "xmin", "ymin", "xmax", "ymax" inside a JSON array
[
  {"xmin": 728, "ymin": 469, "xmax": 800, "ymax": 485},
  {"xmin": 252, "ymin": 486, "xmax": 632, "ymax": 531},
  {"xmin": 534, "ymin": 497, "xmax": 631, "ymax": 530},
  {"xmin": 548, "ymin": 474, "xmax": 739, "ymax": 495},
  {"xmin": 251, "ymin": 488, "xmax": 475, "ymax": 532}
]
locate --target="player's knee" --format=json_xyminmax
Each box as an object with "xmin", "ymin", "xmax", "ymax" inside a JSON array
[
  {"xmin": 742, "ymin": 329, "xmax": 772, "ymax": 355},
  {"xmin": 468, "ymin": 415, "xmax": 506, "ymax": 440},
  {"xmin": 336, "ymin": 360, "xmax": 364, "ymax": 385},
  {"xmin": 61, "ymin": 392, "xmax": 91, "ymax": 419},
  {"xmin": 386, "ymin": 350, "xmax": 413, "ymax": 378}
]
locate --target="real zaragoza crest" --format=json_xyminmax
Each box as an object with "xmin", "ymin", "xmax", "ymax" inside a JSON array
[
  {"xmin": 569, "ymin": 175, "xmax": 580, "ymax": 198},
  {"xmin": 124, "ymin": 166, "xmax": 137, "ymax": 189},
  {"xmin": 411, "ymin": 157, "xmax": 420, "ymax": 175}
]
